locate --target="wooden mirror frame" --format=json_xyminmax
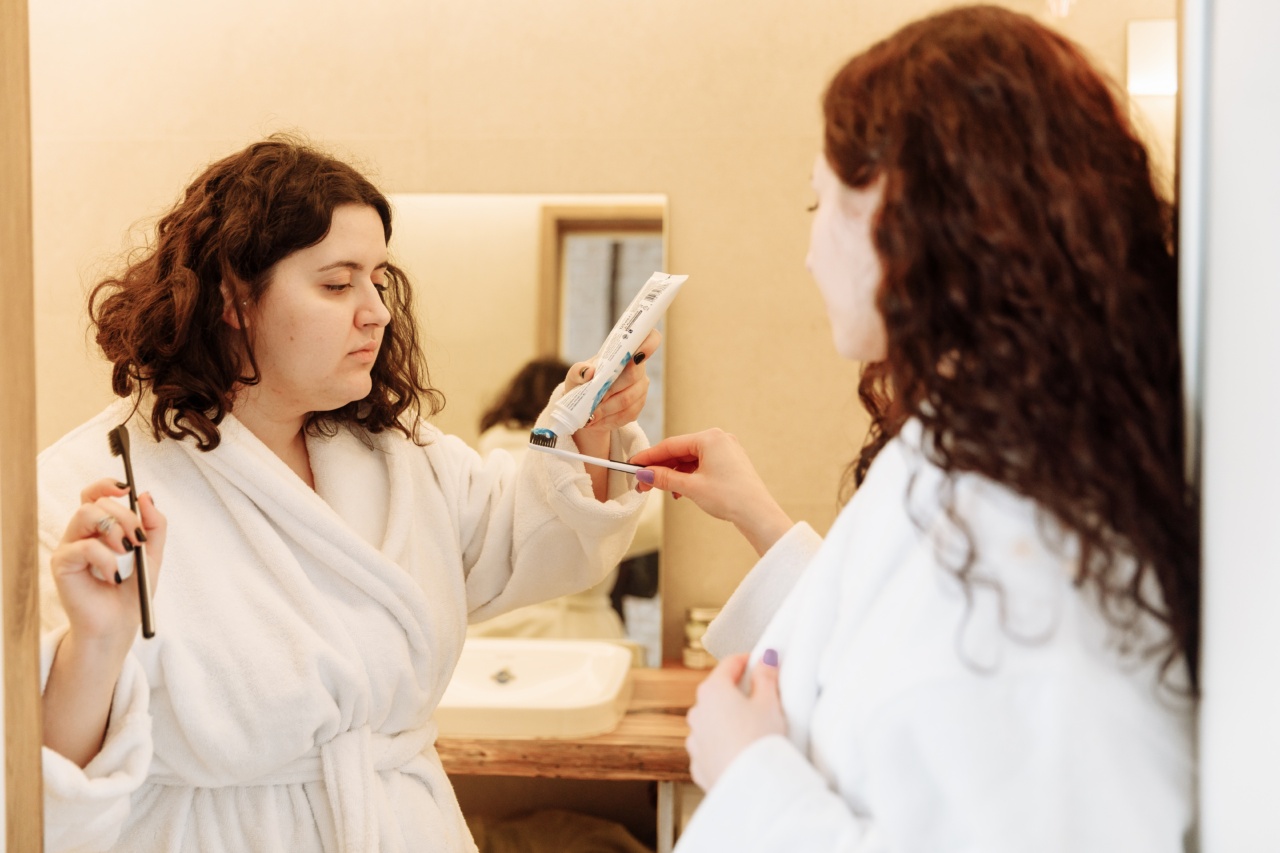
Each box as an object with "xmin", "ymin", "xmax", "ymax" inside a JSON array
[
  {"xmin": 2, "ymin": 0, "xmax": 45, "ymax": 847},
  {"xmin": 535, "ymin": 204, "xmax": 666, "ymax": 357}
]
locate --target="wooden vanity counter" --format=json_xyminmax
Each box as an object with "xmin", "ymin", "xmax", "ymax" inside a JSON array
[{"xmin": 436, "ymin": 665, "xmax": 705, "ymax": 782}]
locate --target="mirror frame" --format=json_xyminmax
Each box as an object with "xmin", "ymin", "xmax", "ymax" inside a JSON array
[
  {"xmin": 2, "ymin": 0, "xmax": 44, "ymax": 846},
  {"xmin": 536, "ymin": 204, "xmax": 665, "ymax": 356}
]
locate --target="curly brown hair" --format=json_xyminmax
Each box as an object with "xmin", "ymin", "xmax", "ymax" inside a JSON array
[
  {"xmin": 89, "ymin": 135, "xmax": 444, "ymax": 449},
  {"xmin": 824, "ymin": 7, "xmax": 1198, "ymax": 687},
  {"xmin": 479, "ymin": 358, "xmax": 572, "ymax": 433}
]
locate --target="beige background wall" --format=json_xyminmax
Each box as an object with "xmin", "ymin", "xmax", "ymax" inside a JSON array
[{"xmin": 29, "ymin": 0, "xmax": 1174, "ymax": 658}]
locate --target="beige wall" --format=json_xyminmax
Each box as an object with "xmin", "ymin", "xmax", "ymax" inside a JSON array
[{"xmin": 29, "ymin": 0, "xmax": 1175, "ymax": 658}]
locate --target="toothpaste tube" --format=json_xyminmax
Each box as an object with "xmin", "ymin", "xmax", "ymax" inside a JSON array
[{"xmin": 531, "ymin": 271, "xmax": 688, "ymax": 445}]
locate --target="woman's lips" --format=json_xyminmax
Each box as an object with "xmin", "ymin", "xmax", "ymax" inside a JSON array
[{"xmin": 349, "ymin": 341, "xmax": 379, "ymax": 362}]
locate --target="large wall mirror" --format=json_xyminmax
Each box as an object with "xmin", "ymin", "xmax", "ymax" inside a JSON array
[
  {"xmin": 388, "ymin": 193, "xmax": 668, "ymax": 664},
  {"xmin": 9, "ymin": 0, "xmax": 1196, "ymax": 845}
]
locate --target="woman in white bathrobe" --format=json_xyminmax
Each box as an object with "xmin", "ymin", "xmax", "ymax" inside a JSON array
[
  {"xmin": 38, "ymin": 136, "xmax": 656, "ymax": 852},
  {"xmin": 631, "ymin": 7, "xmax": 1198, "ymax": 851}
]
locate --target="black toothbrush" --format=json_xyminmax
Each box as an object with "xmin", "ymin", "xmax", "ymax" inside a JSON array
[{"xmin": 108, "ymin": 425, "xmax": 155, "ymax": 638}]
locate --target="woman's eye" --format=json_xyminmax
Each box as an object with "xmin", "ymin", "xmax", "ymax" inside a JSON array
[
  {"xmin": 373, "ymin": 282, "xmax": 388, "ymax": 294},
  {"xmin": 323, "ymin": 283, "xmax": 352, "ymax": 293}
]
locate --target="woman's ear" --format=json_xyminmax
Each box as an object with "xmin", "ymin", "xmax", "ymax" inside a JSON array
[{"xmin": 220, "ymin": 281, "xmax": 245, "ymax": 330}]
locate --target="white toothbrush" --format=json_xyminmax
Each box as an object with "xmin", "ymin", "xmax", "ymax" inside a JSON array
[{"xmin": 528, "ymin": 442, "xmax": 644, "ymax": 474}]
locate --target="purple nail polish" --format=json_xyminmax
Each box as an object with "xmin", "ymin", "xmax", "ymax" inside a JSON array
[
  {"xmin": 636, "ymin": 469, "xmax": 655, "ymax": 485},
  {"xmin": 114, "ymin": 570, "xmax": 124, "ymax": 585},
  {"xmin": 762, "ymin": 648, "xmax": 779, "ymax": 667},
  {"xmin": 633, "ymin": 352, "xmax": 646, "ymax": 365}
]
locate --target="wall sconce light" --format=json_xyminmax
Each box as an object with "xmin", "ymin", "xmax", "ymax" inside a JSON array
[
  {"xmin": 1127, "ymin": 19, "xmax": 1179, "ymax": 96},
  {"xmin": 1126, "ymin": 19, "xmax": 1178, "ymax": 195},
  {"xmin": 1046, "ymin": 0, "xmax": 1075, "ymax": 18}
]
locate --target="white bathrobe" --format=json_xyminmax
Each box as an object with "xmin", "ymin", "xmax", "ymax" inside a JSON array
[
  {"xmin": 683, "ymin": 418, "xmax": 1194, "ymax": 852},
  {"xmin": 38, "ymin": 398, "xmax": 647, "ymax": 853}
]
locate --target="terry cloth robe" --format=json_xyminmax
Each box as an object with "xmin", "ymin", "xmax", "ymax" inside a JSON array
[
  {"xmin": 683, "ymin": 418, "xmax": 1195, "ymax": 853},
  {"xmin": 37, "ymin": 397, "xmax": 647, "ymax": 853}
]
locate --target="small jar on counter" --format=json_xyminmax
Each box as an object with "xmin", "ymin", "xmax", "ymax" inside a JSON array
[{"xmin": 682, "ymin": 606, "xmax": 721, "ymax": 669}]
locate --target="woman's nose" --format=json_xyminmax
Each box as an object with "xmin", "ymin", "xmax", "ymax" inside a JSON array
[{"xmin": 360, "ymin": 284, "xmax": 392, "ymax": 328}]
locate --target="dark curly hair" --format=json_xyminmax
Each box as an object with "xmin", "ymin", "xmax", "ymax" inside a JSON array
[
  {"xmin": 479, "ymin": 358, "xmax": 572, "ymax": 433},
  {"xmin": 825, "ymin": 7, "xmax": 1198, "ymax": 688},
  {"xmin": 89, "ymin": 135, "xmax": 444, "ymax": 449}
]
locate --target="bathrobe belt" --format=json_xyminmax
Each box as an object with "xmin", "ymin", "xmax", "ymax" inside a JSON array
[{"xmin": 150, "ymin": 722, "xmax": 439, "ymax": 853}]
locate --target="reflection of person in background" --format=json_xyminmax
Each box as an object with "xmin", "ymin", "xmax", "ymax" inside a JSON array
[
  {"xmin": 36, "ymin": 138, "xmax": 657, "ymax": 852},
  {"xmin": 469, "ymin": 358, "xmax": 663, "ymax": 641}
]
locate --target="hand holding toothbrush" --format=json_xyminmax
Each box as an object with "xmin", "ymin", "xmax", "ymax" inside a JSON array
[
  {"xmin": 629, "ymin": 429, "xmax": 795, "ymax": 556},
  {"xmin": 47, "ymin": 478, "xmax": 166, "ymax": 653},
  {"xmin": 43, "ymin": 479, "xmax": 166, "ymax": 767}
]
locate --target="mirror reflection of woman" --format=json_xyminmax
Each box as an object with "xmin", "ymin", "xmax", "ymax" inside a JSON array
[
  {"xmin": 632, "ymin": 7, "xmax": 1197, "ymax": 850},
  {"xmin": 37, "ymin": 137, "xmax": 657, "ymax": 852}
]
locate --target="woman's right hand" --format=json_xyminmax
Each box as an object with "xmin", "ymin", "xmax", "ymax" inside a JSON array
[
  {"xmin": 628, "ymin": 429, "xmax": 794, "ymax": 556},
  {"xmin": 43, "ymin": 479, "xmax": 166, "ymax": 767},
  {"xmin": 50, "ymin": 479, "xmax": 166, "ymax": 658}
]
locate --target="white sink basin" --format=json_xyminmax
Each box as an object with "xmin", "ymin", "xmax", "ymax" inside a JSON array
[{"xmin": 436, "ymin": 638, "xmax": 633, "ymax": 739}]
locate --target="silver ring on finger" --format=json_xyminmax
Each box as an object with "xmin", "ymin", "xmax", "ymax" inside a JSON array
[{"xmin": 95, "ymin": 514, "xmax": 118, "ymax": 535}]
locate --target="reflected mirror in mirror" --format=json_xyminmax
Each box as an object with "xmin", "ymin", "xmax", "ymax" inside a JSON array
[{"xmin": 387, "ymin": 194, "xmax": 668, "ymax": 666}]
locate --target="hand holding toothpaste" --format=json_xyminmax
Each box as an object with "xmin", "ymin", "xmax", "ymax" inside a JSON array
[
  {"xmin": 557, "ymin": 328, "xmax": 661, "ymax": 488},
  {"xmin": 532, "ymin": 272, "xmax": 688, "ymax": 450},
  {"xmin": 530, "ymin": 272, "xmax": 687, "ymax": 492},
  {"xmin": 563, "ymin": 328, "xmax": 662, "ymax": 437}
]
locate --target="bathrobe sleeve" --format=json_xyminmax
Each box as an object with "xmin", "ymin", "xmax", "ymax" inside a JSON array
[
  {"xmin": 37, "ymin": 497, "xmax": 154, "ymax": 853},
  {"xmin": 40, "ymin": 628, "xmax": 155, "ymax": 853},
  {"xmin": 679, "ymin": 667, "xmax": 1191, "ymax": 853},
  {"xmin": 431, "ymin": 399, "xmax": 650, "ymax": 623},
  {"xmin": 680, "ymin": 422, "xmax": 1192, "ymax": 851},
  {"xmin": 701, "ymin": 522, "xmax": 823, "ymax": 660}
]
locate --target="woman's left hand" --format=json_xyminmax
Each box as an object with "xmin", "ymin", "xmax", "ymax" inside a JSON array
[
  {"xmin": 685, "ymin": 649, "xmax": 788, "ymax": 791},
  {"xmin": 565, "ymin": 329, "xmax": 662, "ymax": 443}
]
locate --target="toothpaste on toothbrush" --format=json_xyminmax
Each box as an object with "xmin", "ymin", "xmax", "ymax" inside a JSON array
[{"xmin": 530, "ymin": 271, "xmax": 688, "ymax": 449}]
